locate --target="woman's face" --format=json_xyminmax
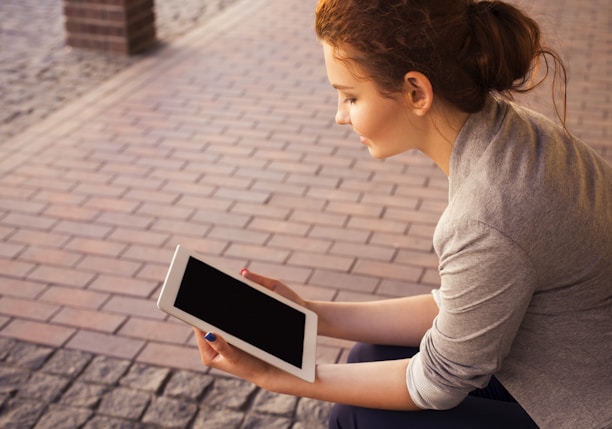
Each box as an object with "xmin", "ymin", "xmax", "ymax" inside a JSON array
[{"xmin": 323, "ymin": 42, "xmax": 420, "ymax": 159}]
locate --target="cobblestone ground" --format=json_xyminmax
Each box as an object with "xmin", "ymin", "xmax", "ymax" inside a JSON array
[
  {"xmin": 0, "ymin": 2, "xmax": 334, "ymax": 427},
  {"xmin": 0, "ymin": 338, "xmax": 332, "ymax": 428},
  {"xmin": 0, "ymin": 0, "xmax": 239, "ymax": 143}
]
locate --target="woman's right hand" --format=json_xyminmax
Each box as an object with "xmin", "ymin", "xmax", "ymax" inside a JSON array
[{"xmin": 240, "ymin": 269, "xmax": 308, "ymax": 308}]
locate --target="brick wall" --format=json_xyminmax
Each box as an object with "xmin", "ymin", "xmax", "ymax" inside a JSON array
[{"xmin": 63, "ymin": 0, "xmax": 156, "ymax": 55}]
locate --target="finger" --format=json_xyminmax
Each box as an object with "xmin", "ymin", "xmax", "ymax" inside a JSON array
[
  {"xmin": 193, "ymin": 327, "xmax": 207, "ymax": 349},
  {"xmin": 241, "ymin": 268, "xmax": 283, "ymax": 292},
  {"xmin": 201, "ymin": 331, "xmax": 246, "ymax": 372},
  {"xmin": 202, "ymin": 331, "xmax": 272, "ymax": 382},
  {"xmin": 202, "ymin": 331, "xmax": 231, "ymax": 357},
  {"xmin": 193, "ymin": 328, "xmax": 219, "ymax": 364}
]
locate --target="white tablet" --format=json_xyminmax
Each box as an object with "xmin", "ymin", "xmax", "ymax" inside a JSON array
[{"xmin": 157, "ymin": 245, "xmax": 318, "ymax": 383}]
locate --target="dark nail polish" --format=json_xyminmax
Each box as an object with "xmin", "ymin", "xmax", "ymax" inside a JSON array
[{"xmin": 204, "ymin": 332, "xmax": 217, "ymax": 342}]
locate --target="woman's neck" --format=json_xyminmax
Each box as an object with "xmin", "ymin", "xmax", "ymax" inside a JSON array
[{"xmin": 420, "ymin": 105, "xmax": 469, "ymax": 176}]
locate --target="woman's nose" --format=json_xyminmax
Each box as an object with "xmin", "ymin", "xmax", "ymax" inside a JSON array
[{"xmin": 335, "ymin": 106, "xmax": 350, "ymax": 125}]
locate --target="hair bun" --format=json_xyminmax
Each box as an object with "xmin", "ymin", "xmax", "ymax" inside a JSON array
[
  {"xmin": 467, "ymin": 0, "xmax": 499, "ymax": 17},
  {"xmin": 463, "ymin": 0, "xmax": 540, "ymax": 93}
]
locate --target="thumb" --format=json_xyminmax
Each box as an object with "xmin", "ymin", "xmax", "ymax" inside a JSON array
[
  {"xmin": 203, "ymin": 331, "xmax": 236, "ymax": 362},
  {"xmin": 203, "ymin": 331, "xmax": 225, "ymax": 351},
  {"xmin": 204, "ymin": 331, "xmax": 217, "ymax": 342},
  {"xmin": 194, "ymin": 330, "xmax": 230, "ymax": 366}
]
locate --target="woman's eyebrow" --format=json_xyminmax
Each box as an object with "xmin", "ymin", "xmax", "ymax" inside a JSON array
[{"xmin": 332, "ymin": 84, "xmax": 354, "ymax": 90}]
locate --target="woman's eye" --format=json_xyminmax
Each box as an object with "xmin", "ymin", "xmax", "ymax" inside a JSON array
[{"xmin": 344, "ymin": 98, "xmax": 356, "ymax": 105}]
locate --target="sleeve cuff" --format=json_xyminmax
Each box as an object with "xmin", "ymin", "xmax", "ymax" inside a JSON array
[
  {"xmin": 431, "ymin": 289, "xmax": 441, "ymax": 307},
  {"xmin": 406, "ymin": 352, "xmax": 466, "ymax": 410}
]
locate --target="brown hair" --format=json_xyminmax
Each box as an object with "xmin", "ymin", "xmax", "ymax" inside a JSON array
[{"xmin": 315, "ymin": 0, "xmax": 567, "ymax": 124}]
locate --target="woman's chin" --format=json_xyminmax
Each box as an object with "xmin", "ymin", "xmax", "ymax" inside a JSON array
[{"xmin": 367, "ymin": 146, "xmax": 387, "ymax": 160}]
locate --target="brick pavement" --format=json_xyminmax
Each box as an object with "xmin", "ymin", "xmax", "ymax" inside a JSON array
[{"xmin": 0, "ymin": 0, "xmax": 610, "ymax": 427}]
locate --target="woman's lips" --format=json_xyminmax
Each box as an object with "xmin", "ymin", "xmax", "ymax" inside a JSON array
[{"xmin": 359, "ymin": 136, "xmax": 368, "ymax": 145}]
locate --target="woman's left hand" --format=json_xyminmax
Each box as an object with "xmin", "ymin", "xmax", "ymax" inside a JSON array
[{"xmin": 192, "ymin": 327, "xmax": 276, "ymax": 386}]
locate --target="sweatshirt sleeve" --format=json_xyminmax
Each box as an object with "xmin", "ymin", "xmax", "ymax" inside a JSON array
[{"xmin": 406, "ymin": 221, "xmax": 537, "ymax": 410}]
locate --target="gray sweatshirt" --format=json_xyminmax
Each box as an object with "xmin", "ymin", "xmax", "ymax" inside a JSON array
[{"xmin": 406, "ymin": 96, "xmax": 612, "ymax": 429}]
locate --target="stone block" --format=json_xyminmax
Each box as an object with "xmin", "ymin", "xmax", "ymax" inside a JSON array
[
  {"xmin": 0, "ymin": 367, "xmax": 30, "ymax": 395},
  {"xmin": 42, "ymin": 348, "xmax": 93, "ymax": 377},
  {"xmin": 18, "ymin": 372, "xmax": 71, "ymax": 402},
  {"xmin": 63, "ymin": 0, "xmax": 157, "ymax": 55},
  {"xmin": 97, "ymin": 386, "xmax": 150, "ymax": 420},
  {"xmin": 119, "ymin": 362, "xmax": 170, "ymax": 392},
  {"xmin": 295, "ymin": 397, "xmax": 333, "ymax": 427},
  {"xmin": 202, "ymin": 377, "xmax": 257, "ymax": 410},
  {"xmin": 60, "ymin": 381, "xmax": 109, "ymax": 409},
  {"xmin": 192, "ymin": 407, "xmax": 245, "ymax": 429},
  {"xmin": 251, "ymin": 390, "xmax": 298, "ymax": 417},
  {"xmin": 0, "ymin": 397, "xmax": 46, "ymax": 428},
  {"xmin": 79, "ymin": 355, "xmax": 131, "ymax": 385},
  {"xmin": 164, "ymin": 370, "xmax": 214, "ymax": 400},
  {"xmin": 141, "ymin": 396, "xmax": 199, "ymax": 428},
  {"xmin": 5, "ymin": 341, "xmax": 53, "ymax": 370},
  {"xmin": 34, "ymin": 404, "xmax": 92, "ymax": 429}
]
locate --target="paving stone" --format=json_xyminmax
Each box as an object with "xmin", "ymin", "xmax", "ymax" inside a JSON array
[
  {"xmin": 202, "ymin": 377, "xmax": 258, "ymax": 409},
  {"xmin": 119, "ymin": 362, "xmax": 170, "ymax": 393},
  {"xmin": 82, "ymin": 415, "xmax": 148, "ymax": 429},
  {"xmin": 295, "ymin": 397, "xmax": 333, "ymax": 427},
  {"xmin": 33, "ymin": 404, "xmax": 92, "ymax": 429},
  {"xmin": 0, "ymin": 397, "xmax": 46, "ymax": 429},
  {"xmin": 97, "ymin": 387, "xmax": 150, "ymax": 420},
  {"xmin": 292, "ymin": 421, "xmax": 328, "ymax": 429},
  {"xmin": 164, "ymin": 369, "xmax": 214, "ymax": 400},
  {"xmin": 192, "ymin": 407, "xmax": 245, "ymax": 429},
  {"xmin": 242, "ymin": 413, "xmax": 293, "ymax": 429},
  {"xmin": 5, "ymin": 341, "xmax": 54, "ymax": 370},
  {"xmin": 18, "ymin": 371, "xmax": 71, "ymax": 402},
  {"xmin": 0, "ymin": 367, "xmax": 30, "ymax": 395},
  {"xmin": 252, "ymin": 389, "xmax": 298, "ymax": 416},
  {"xmin": 59, "ymin": 381, "xmax": 109, "ymax": 409},
  {"xmin": 0, "ymin": 337, "xmax": 16, "ymax": 360},
  {"xmin": 42, "ymin": 348, "xmax": 93, "ymax": 377},
  {"xmin": 141, "ymin": 396, "xmax": 199, "ymax": 428},
  {"xmin": 80, "ymin": 355, "xmax": 131, "ymax": 385}
]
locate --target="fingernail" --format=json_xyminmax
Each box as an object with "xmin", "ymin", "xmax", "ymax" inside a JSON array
[
  {"xmin": 240, "ymin": 268, "xmax": 248, "ymax": 276},
  {"xmin": 204, "ymin": 332, "xmax": 217, "ymax": 342}
]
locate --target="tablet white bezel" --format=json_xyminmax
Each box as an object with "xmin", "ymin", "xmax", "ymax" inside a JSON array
[{"xmin": 157, "ymin": 245, "xmax": 317, "ymax": 383}]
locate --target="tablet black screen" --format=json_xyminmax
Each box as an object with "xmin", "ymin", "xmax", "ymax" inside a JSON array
[{"xmin": 174, "ymin": 257, "xmax": 305, "ymax": 368}]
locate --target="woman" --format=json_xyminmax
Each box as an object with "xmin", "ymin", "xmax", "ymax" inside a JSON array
[{"xmin": 194, "ymin": 1, "xmax": 612, "ymax": 428}]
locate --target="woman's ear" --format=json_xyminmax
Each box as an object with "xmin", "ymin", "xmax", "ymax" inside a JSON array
[{"xmin": 403, "ymin": 71, "xmax": 433, "ymax": 116}]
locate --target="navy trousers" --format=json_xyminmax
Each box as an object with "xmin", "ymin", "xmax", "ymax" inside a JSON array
[{"xmin": 328, "ymin": 343, "xmax": 539, "ymax": 429}]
